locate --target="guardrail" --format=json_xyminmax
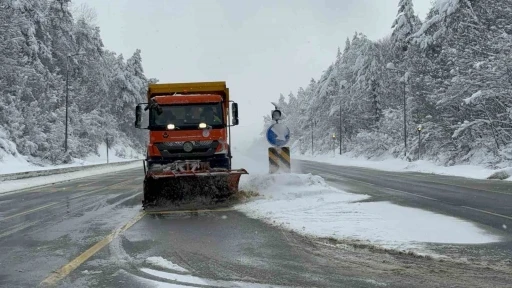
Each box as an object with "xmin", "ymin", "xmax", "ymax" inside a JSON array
[{"xmin": 0, "ymin": 160, "xmax": 143, "ymax": 182}]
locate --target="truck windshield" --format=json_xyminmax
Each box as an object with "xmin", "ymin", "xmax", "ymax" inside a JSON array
[{"xmin": 150, "ymin": 103, "xmax": 224, "ymax": 129}]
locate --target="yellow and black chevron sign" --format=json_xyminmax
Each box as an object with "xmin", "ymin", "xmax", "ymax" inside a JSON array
[{"xmin": 268, "ymin": 147, "xmax": 291, "ymax": 173}]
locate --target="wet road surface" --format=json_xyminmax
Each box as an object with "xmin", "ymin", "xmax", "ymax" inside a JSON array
[
  {"xmin": 298, "ymin": 160, "xmax": 512, "ymax": 235},
  {"xmin": 298, "ymin": 160, "xmax": 512, "ymax": 263},
  {"xmin": 0, "ymin": 164, "xmax": 511, "ymax": 287}
]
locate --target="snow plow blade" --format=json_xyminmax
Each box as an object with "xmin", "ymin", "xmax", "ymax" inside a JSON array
[{"xmin": 142, "ymin": 169, "xmax": 248, "ymax": 209}]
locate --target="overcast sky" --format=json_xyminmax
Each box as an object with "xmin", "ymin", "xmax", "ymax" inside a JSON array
[{"xmin": 74, "ymin": 0, "xmax": 432, "ymax": 148}]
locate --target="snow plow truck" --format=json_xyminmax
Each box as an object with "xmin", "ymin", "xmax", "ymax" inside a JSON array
[{"xmin": 134, "ymin": 81, "xmax": 248, "ymax": 209}]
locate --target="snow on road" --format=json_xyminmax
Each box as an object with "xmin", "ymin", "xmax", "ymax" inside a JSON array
[
  {"xmin": 125, "ymin": 256, "xmax": 294, "ymax": 288},
  {"xmin": 295, "ymin": 153, "xmax": 512, "ymax": 180},
  {"xmin": 145, "ymin": 257, "xmax": 189, "ymax": 273},
  {"xmin": 236, "ymin": 172, "xmax": 500, "ymax": 253}
]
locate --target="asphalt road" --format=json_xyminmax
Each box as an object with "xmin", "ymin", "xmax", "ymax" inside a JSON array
[
  {"xmin": 0, "ymin": 164, "xmax": 511, "ymax": 288},
  {"xmin": 298, "ymin": 160, "xmax": 512, "ymax": 260},
  {"xmin": 298, "ymin": 160, "xmax": 512, "ymax": 234}
]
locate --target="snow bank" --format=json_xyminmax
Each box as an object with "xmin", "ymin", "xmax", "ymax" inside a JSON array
[
  {"xmin": 295, "ymin": 153, "xmax": 511, "ymax": 180},
  {"xmin": 145, "ymin": 257, "xmax": 188, "ymax": 273},
  {"xmin": 487, "ymin": 168, "xmax": 512, "ymax": 180},
  {"xmin": 0, "ymin": 161, "xmax": 142, "ymax": 195},
  {"xmin": 0, "ymin": 141, "xmax": 142, "ymax": 175},
  {"xmin": 81, "ymin": 142, "xmax": 142, "ymax": 164},
  {"xmin": 236, "ymin": 173, "xmax": 500, "ymax": 252},
  {"xmin": 0, "ymin": 128, "xmax": 37, "ymax": 175}
]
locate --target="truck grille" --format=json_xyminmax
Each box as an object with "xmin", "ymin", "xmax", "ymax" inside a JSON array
[{"xmin": 155, "ymin": 141, "xmax": 218, "ymax": 155}]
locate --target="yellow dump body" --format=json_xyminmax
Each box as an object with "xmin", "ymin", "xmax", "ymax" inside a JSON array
[{"xmin": 147, "ymin": 81, "xmax": 230, "ymax": 111}]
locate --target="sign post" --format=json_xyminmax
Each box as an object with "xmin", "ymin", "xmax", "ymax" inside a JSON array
[
  {"xmin": 266, "ymin": 123, "xmax": 291, "ymax": 173},
  {"xmin": 332, "ymin": 133, "xmax": 336, "ymax": 157},
  {"xmin": 266, "ymin": 104, "xmax": 291, "ymax": 174}
]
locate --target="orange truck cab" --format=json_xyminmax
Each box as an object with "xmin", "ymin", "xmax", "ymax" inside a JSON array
[{"xmin": 134, "ymin": 82, "xmax": 239, "ymax": 171}]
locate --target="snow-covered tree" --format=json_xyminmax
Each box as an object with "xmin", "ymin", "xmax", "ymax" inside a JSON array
[
  {"xmin": 0, "ymin": 0, "xmax": 150, "ymax": 165},
  {"xmin": 266, "ymin": 0, "xmax": 512, "ymax": 167},
  {"xmin": 391, "ymin": 0, "xmax": 422, "ymax": 49}
]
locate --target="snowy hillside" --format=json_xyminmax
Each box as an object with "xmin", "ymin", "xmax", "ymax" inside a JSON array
[
  {"xmin": 265, "ymin": 0, "xmax": 512, "ymax": 168},
  {"xmin": 0, "ymin": 0, "xmax": 151, "ymax": 170}
]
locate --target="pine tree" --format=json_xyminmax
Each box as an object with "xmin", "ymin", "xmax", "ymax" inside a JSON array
[
  {"xmin": 391, "ymin": 0, "xmax": 421, "ymax": 50},
  {"xmin": 265, "ymin": 0, "xmax": 512, "ymax": 166},
  {"xmin": 0, "ymin": 0, "xmax": 150, "ymax": 165}
]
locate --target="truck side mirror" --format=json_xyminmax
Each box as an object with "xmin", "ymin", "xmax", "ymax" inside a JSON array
[
  {"xmin": 231, "ymin": 102, "xmax": 239, "ymax": 126},
  {"xmin": 135, "ymin": 105, "xmax": 142, "ymax": 128}
]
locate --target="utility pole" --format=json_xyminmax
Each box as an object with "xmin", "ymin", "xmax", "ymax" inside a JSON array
[
  {"xmin": 311, "ymin": 123, "xmax": 314, "ymax": 156},
  {"xmin": 65, "ymin": 59, "xmax": 69, "ymax": 152},
  {"xmin": 386, "ymin": 63, "xmax": 415, "ymax": 159},
  {"xmin": 311, "ymin": 118, "xmax": 318, "ymax": 156},
  {"xmin": 403, "ymin": 81, "xmax": 407, "ymax": 158},
  {"xmin": 417, "ymin": 125, "xmax": 423, "ymax": 160},
  {"xmin": 64, "ymin": 52, "xmax": 86, "ymax": 152},
  {"xmin": 338, "ymin": 83, "xmax": 346, "ymax": 155},
  {"xmin": 106, "ymin": 134, "xmax": 110, "ymax": 164},
  {"xmin": 339, "ymin": 100, "xmax": 342, "ymax": 155}
]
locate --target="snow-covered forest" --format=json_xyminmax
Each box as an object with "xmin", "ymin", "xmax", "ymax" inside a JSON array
[
  {"xmin": 268, "ymin": 0, "xmax": 512, "ymax": 167},
  {"xmin": 0, "ymin": 0, "xmax": 151, "ymax": 165}
]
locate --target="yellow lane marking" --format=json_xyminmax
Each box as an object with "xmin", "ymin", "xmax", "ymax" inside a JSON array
[
  {"xmin": 1, "ymin": 178, "xmax": 137, "ymax": 222},
  {"xmin": 462, "ymin": 206, "xmax": 512, "ymax": 221},
  {"xmin": 40, "ymin": 211, "xmax": 146, "ymax": 287},
  {"xmin": 0, "ymin": 202, "xmax": 59, "ymax": 222},
  {"xmin": 146, "ymin": 207, "xmax": 234, "ymax": 215}
]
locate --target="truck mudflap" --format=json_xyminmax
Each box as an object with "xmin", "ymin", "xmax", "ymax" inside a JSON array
[{"xmin": 142, "ymin": 162, "xmax": 248, "ymax": 209}]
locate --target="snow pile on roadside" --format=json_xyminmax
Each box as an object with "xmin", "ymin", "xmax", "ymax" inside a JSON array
[
  {"xmin": 487, "ymin": 167, "xmax": 512, "ymax": 180},
  {"xmin": 0, "ymin": 161, "xmax": 142, "ymax": 195},
  {"xmin": 0, "ymin": 133, "xmax": 35, "ymax": 175},
  {"xmin": 236, "ymin": 173, "xmax": 500, "ymax": 252},
  {"xmin": 77, "ymin": 143, "xmax": 142, "ymax": 165},
  {"xmin": 295, "ymin": 153, "xmax": 511, "ymax": 180},
  {"xmin": 145, "ymin": 257, "xmax": 189, "ymax": 272},
  {"xmin": 0, "ymin": 141, "xmax": 142, "ymax": 175}
]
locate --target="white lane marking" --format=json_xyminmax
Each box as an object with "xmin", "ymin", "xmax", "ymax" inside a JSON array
[
  {"xmin": 318, "ymin": 171, "xmax": 438, "ymax": 201},
  {"xmin": 461, "ymin": 206, "xmax": 512, "ymax": 221},
  {"xmin": 0, "ymin": 202, "xmax": 59, "ymax": 222},
  {"xmin": 0, "ymin": 220, "xmax": 41, "ymax": 239},
  {"xmin": 323, "ymin": 172, "xmax": 439, "ymax": 201},
  {"xmin": 382, "ymin": 187, "xmax": 438, "ymax": 201},
  {"xmin": 304, "ymin": 162, "xmax": 512, "ymax": 196},
  {"xmin": 1, "ymin": 178, "xmax": 137, "ymax": 222},
  {"xmin": 318, "ymin": 168, "xmax": 512, "ymax": 224}
]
